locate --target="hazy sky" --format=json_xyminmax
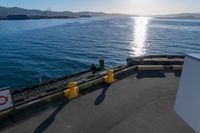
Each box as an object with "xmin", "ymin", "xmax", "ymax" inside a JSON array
[{"xmin": 0, "ymin": 0, "xmax": 200, "ymax": 15}]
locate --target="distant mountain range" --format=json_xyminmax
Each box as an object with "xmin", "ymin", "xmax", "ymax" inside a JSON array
[
  {"xmin": 0, "ymin": 6, "xmax": 200, "ymax": 20},
  {"xmin": 0, "ymin": 6, "xmax": 131, "ymax": 20},
  {"xmin": 153, "ymin": 13, "xmax": 200, "ymax": 19}
]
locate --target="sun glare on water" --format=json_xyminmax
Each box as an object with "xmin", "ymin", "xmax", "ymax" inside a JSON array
[{"xmin": 130, "ymin": 17, "xmax": 151, "ymax": 57}]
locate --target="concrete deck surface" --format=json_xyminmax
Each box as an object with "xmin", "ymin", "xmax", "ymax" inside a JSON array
[{"xmin": 1, "ymin": 71, "xmax": 194, "ymax": 133}]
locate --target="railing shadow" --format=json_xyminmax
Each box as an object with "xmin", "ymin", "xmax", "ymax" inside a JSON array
[{"xmin": 33, "ymin": 100, "xmax": 69, "ymax": 133}]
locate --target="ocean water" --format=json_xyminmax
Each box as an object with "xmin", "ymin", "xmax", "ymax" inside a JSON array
[{"xmin": 0, "ymin": 17, "xmax": 200, "ymax": 89}]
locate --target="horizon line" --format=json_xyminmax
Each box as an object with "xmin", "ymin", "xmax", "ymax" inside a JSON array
[{"xmin": 1, "ymin": 5, "xmax": 200, "ymax": 16}]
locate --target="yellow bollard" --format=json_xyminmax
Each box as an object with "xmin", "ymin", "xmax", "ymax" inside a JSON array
[
  {"xmin": 63, "ymin": 82, "xmax": 79, "ymax": 100},
  {"xmin": 104, "ymin": 69, "xmax": 115, "ymax": 84}
]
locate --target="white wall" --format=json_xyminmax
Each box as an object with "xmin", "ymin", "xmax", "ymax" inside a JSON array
[{"xmin": 175, "ymin": 54, "xmax": 200, "ymax": 133}]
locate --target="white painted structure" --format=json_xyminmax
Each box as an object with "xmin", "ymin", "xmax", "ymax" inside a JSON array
[
  {"xmin": 175, "ymin": 54, "xmax": 200, "ymax": 133},
  {"xmin": 0, "ymin": 87, "xmax": 13, "ymax": 111}
]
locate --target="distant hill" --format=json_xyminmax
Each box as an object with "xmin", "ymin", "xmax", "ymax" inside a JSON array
[
  {"xmin": 0, "ymin": 6, "xmax": 131, "ymax": 20},
  {"xmin": 154, "ymin": 13, "xmax": 200, "ymax": 19},
  {"xmin": 1, "ymin": 6, "xmax": 199, "ymax": 20}
]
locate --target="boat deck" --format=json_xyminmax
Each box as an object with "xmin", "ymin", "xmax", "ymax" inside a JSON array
[{"xmin": 0, "ymin": 70, "xmax": 194, "ymax": 133}]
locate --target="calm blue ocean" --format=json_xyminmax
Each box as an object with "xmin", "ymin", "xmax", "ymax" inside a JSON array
[{"xmin": 0, "ymin": 17, "xmax": 200, "ymax": 89}]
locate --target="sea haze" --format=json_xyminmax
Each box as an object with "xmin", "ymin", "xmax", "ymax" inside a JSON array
[{"xmin": 0, "ymin": 17, "xmax": 200, "ymax": 89}]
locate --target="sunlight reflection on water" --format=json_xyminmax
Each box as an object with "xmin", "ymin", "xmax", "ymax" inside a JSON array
[{"xmin": 131, "ymin": 17, "xmax": 151, "ymax": 56}]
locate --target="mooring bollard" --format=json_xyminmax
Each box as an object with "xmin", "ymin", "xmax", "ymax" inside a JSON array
[
  {"xmin": 99, "ymin": 56, "xmax": 104, "ymax": 71},
  {"xmin": 104, "ymin": 69, "xmax": 115, "ymax": 84},
  {"xmin": 63, "ymin": 82, "xmax": 79, "ymax": 100}
]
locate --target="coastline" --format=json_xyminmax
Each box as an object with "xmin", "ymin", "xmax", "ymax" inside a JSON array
[{"xmin": 0, "ymin": 15, "xmax": 92, "ymax": 21}]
